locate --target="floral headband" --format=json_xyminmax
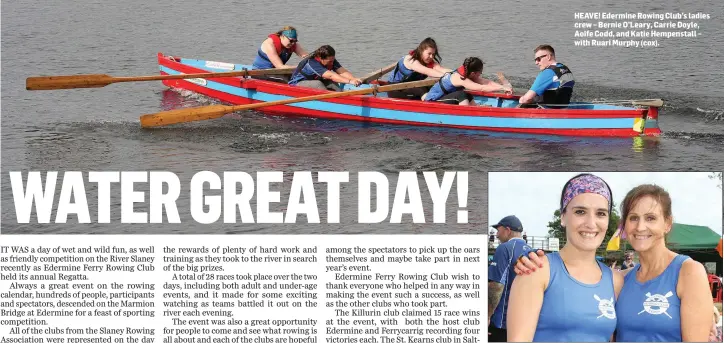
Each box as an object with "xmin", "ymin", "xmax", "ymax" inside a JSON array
[{"xmin": 560, "ymin": 174, "xmax": 612, "ymax": 214}]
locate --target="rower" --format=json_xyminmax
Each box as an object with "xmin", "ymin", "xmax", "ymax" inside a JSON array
[
  {"xmin": 288, "ymin": 45, "xmax": 362, "ymax": 92},
  {"xmin": 386, "ymin": 37, "xmax": 452, "ymax": 100},
  {"xmin": 422, "ymin": 57, "xmax": 512, "ymax": 106},
  {"xmin": 518, "ymin": 45, "xmax": 575, "ymax": 108},
  {"xmin": 251, "ymin": 26, "xmax": 309, "ymax": 83}
]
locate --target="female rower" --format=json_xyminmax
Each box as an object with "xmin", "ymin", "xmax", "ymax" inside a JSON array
[
  {"xmin": 386, "ymin": 37, "xmax": 452, "ymax": 100},
  {"xmin": 288, "ymin": 45, "xmax": 362, "ymax": 92},
  {"xmin": 422, "ymin": 57, "xmax": 511, "ymax": 105},
  {"xmin": 251, "ymin": 26, "xmax": 308, "ymax": 82},
  {"xmin": 506, "ymin": 173, "xmax": 623, "ymax": 342}
]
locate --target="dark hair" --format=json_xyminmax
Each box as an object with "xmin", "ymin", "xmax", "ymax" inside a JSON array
[
  {"xmin": 310, "ymin": 45, "xmax": 335, "ymax": 59},
  {"xmin": 411, "ymin": 37, "xmax": 442, "ymax": 65},
  {"xmin": 534, "ymin": 44, "xmax": 555, "ymax": 56},
  {"xmin": 559, "ymin": 173, "xmax": 613, "ymax": 214},
  {"xmin": 460, "ymin": 57, "xmax": 483, "ymax": 79},
  {"xmin": 621, "ymin": 184, "xmax": 672, "ymax": 223}
]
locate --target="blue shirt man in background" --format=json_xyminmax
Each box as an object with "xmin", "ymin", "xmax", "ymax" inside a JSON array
[{"xmin": 488, "ymin": 215, "xmax": 532, "ymax": 342}]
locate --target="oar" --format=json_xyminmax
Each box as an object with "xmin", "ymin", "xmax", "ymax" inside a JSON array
[
  {"xmin": 25, "ymin": 68, "xmax": 294, "ymax": 91},
  {"xmin": 140, "ymin": 78, "xmax": 440, "ymax": 128},
  {"xmin": 359, "ymin": 62, "xmax": 397, "ymax": 84},
  {"xmin": 589, "ymin": 99, "xmax": 664, "ymax": 107}
]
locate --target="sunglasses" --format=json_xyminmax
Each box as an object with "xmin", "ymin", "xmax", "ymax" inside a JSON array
[
  {"xmin": 284, "ymin": 36, "xmax": 297, "ymax": 43},
  {"xmin": 534, "ymin": 54, "xmax": 549, "ymax": 62}
]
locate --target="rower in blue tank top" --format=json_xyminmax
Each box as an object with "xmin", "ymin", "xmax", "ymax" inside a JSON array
[
  {"xmin": 506, "ymin": 174, "xmax": 624, "ymax": 342},
  {"xmin": 616, "ymin": 254, "xmax": 689, "ymax": 342},
  {"xmin": 534, "ymin": 252, "xmax": 617, "ymax": 342}
]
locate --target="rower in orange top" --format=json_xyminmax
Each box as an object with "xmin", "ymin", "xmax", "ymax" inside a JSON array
[
  {"xmin": 386, "ymin": 37, "xmax": 452, "ymax": 100},
  {"xmin": 251, "ymin": 26, "xmax": 309, "ymax": 83}
]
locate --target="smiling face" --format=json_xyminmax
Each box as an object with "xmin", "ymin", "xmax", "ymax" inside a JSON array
[
  {"xmin": 623, "ymin": 195, "xmax": 671, "ymax": 252},
  {"xmin": 561, "ymin": 193, "xmax": 610, "ymax": 252}
]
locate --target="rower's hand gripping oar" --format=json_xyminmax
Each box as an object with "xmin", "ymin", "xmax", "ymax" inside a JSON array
[
  {"xmin": 139, "ymin": 78, "xmax": 440, "ymax": 128},
  {"xmin": 25, "ymin": 68, "xmax": 295, "ymax": 91}
]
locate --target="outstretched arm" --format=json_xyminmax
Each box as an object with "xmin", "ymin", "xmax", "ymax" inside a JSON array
[
  {"xmin": 407, "ymin": 59, "xmax": 448, "ymax": 78},
  {"xmin": 461, "ymin": 77, "xmax": 511, "ymax": 93},
  {"xmin": 334, "ymin": 67, "xmax": 362, "ymax": 86}
]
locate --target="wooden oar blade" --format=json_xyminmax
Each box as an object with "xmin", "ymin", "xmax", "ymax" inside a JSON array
[
  {"xmin": 140, "ymin": 104, "xmax": 232, "ymax": 128},
  {"xmin": 26, "ymin": 74, "xmax": 114, "ymax": 90},
  {"xmin": 631, "ymin": 99, "xmax": 664, "ymax": 107}
]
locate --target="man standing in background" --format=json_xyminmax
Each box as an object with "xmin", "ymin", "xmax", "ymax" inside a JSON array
[{"xmin": 488, "ymin": 215, "xmax": 532, "ymax": 342}]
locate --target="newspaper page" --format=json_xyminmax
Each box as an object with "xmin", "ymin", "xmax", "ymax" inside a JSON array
[{"xmin": 2, "ymin": 0, "xmax": 723, "ymax": 343}]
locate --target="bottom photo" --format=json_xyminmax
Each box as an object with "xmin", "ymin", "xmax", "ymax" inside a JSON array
[{"xmin": 487, "ymin": 172, "xmax": 723, "ymax": 342}]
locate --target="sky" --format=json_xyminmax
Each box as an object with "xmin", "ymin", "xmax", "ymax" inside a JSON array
[{"xmin": 488, "ymin": 172, "xmax": 723, "ymax": 238}]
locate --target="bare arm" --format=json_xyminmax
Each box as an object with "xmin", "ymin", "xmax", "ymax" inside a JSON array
[
  {"xmin": 678, "ymin": 259, "xmax": 714, "ymax": 342},
  {"xmin": 294, "ymin": 43, "xmax": 309, "ymax": 59},
  {"xmin": 488, "ymin": 281, "xmax": 504, "ymax": 322},
  {"xmin": 518, "ymin": 90, "xmax": 539, "ymax": 104},
  {"xmin": 507, "ymin": 255, "xmax": 549, "ymax": 342},
  {"xmin": 459, "ymin": 76, "xmax": 510, "ymax": 93},
  {"xmin": 334, "ymin": 67, "xmax": 362, "ymax": 86},
  {"xmin": 432, "ymin": 63, "xmax": 453, "ymax": 73},
  {"xmin": 322, "ymin": 68, "xmax": 361, "ymax": 86},
  {"xmin": 405, "ymin": 58, "xmax": 448, "ymax": 78},
  {"xmin": 260, "ymin": 39, "xmax": 294, "ymax": 69}
]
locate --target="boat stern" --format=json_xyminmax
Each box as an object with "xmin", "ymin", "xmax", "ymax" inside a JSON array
[{"xmin": 642, "ymin": 106, "xmax": 662, "ymax": 136}]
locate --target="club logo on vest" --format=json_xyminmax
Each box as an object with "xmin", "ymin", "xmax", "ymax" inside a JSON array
[
  {"xmin": 594, "ymin": 294, "xmax": 616, "ymax": 319},
  {"xmin": 637, "ymin": 291, "xmax": 674, "ymax": 319}
]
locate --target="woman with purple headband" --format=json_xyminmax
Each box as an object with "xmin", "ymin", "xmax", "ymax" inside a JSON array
[
  {"xmin": 506, "ymin": 173, "xmax": 624, "ymax": 342},
  {"xmin": 514, "ymin": 182, "xmax": 713, "ymax": 341}
]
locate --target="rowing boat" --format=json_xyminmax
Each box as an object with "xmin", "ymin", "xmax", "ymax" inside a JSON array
[{"xmin": 155, "ymin": 52, "xmax": 662, "ymax": 137}]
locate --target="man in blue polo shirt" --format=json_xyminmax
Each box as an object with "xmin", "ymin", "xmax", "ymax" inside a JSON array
[
  {"xmin": 488, "ymin": 215, "xmax": 532, "ymax": 342},
  {"xmin": 518, "ymin": 44, "xmax": 575, "ymax": 107}
]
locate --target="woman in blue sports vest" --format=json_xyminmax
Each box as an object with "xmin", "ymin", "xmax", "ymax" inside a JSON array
[
  {"xmin": 422, "ymin": 57, "xmax": 511, "ymax": 105},
  {"xmin": 288, "ymin": 45, "xmax": 362, "ymax": 92},
  {"xmin": 506, "ymin": 173, "xmax": 623, "ymax": 342},
  {"xmin": 515, "ymin": 184, "xmax": 714, "ymax": 341},
  {"xmin": 251, "ymin": 26, "xmax": 309, "ymax": 83},
  {"xmin": 386, "ymin": 37, "xmax": 452, "ymax": 100}
]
